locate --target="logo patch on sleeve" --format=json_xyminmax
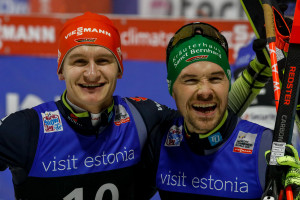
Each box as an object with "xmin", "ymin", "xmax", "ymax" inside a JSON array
[
  {"xmin": 42, "ymin": 111, "xmax": 63, "ymax": 133},
  {"xmin": 233, "ymin": 131, "xmax": 257, "ymax": 154},
  {"xmin": 165, "ymin": 125, "xmax": 183, "ymax": 147},
  {"xmin": 114, "ymin": 105, "xmax": 130, "ymax": 126}
]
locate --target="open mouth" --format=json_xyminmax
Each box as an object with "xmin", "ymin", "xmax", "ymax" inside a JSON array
[
  {"xmin": 79, "ymin": 83, "xmax": 105, "ymax": 88},
  {"xmin": 192, "ymin": 103, "xmax": 217, "ymax": 113}
]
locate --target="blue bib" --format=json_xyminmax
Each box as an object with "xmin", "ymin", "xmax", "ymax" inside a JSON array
[
  {"xmin": 157, "ymin": 117, "xmax": 265, "ymax": 199},
  {"xmin": 29, "ymin": 96, "xmax": 141, "ymax": 178}
]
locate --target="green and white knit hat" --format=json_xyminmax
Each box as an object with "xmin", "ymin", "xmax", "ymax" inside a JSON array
[{"xmin": 167, "ymin": 35, "xmax": 231, "ymax": 95}]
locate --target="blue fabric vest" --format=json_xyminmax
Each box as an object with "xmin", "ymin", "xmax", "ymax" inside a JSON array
[
  {"xmin": 29, "ymin": 96, "xmax": 141, "ymax": 178},
  {"xmin": 156, "ymin": 117, "xmax": 265, "ymax": 199}
]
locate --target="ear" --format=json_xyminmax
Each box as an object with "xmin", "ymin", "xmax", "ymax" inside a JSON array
[
  {"xmin": 172, "ymin": 92, "xmax": 175, "ymax": 99},
  {"xmin": 117, "ymin": 71, "xmax": 123, "ymax": 79},
  {"xmin": 58, "ymin": 72, "xmax": 65, "ymax": 80}
]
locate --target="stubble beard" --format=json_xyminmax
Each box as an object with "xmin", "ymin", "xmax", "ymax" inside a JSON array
[{"xmin": 186, "ymin": 114, "xmax": 216, "ymax": 134}]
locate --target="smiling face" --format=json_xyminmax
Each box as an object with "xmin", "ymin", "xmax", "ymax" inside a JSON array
[
  {"xmin": 172, "ymin": 61, "xmax": 229, "ymax": 134},
  {"xmin": 58, "ymin": 45, "xmax": 122, "ymax": 113}
]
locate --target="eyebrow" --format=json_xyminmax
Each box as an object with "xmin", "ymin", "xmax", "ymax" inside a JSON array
[
  {"xmin": 211, "ymin": 71, "xmax": 226, "ymax": 76},
  {"xmin": 180, "ymin": 74, "xmax": 198, "ymax": 79},
  {"xmin": 180, "ymin": 70, "xmax": 225, "ymax": 79},
  {"xmin": 68, "ymin": 53, "xmax": 114, "ymax": 59}
]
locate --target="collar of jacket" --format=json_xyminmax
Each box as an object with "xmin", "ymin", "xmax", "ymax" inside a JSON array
[
  {"xmin": 55, "ymin": 90, "xmax": 114, "ymax": 136},
  {"xmin": 184, "ymin": 109, "xmax": 238, "ymax": 155}
]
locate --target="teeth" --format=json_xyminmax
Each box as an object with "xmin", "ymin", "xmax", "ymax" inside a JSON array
[
  {"xmin": 193, "ymin": 103, "xmax": 216, "ymax": 108},
  {"xmin": 81, "ymin": 84, "xmax": 102, "ymax": 88}
]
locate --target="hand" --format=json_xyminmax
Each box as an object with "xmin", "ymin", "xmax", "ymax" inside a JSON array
[
  {"xmin": 266, "ymin": 145, "xmax": 300, "ymax": 200},
  {"xmin": 252, "ymin": 38, "xmax": 268, "ymax": 66},
  {"xmin": 284, "ymin": 168, "xmax": 300, "ymax": 200},
  {"xmin": 245, "ymin": 39, "xmax": 272, "ymax": 84},
  {"xmin": 276, "ymin": 145, "xmax": 300, "ymax": 169}
]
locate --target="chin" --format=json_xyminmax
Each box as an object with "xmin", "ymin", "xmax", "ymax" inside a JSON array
[
  {"xmin": 79, "ymin": 98, "xmax": 100, "ymax": 105},
  {"xmin": 197, "ymin": 121, "xmax": 218, "ymax": 132}
]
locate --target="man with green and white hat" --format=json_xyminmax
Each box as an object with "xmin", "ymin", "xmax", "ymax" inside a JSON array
[{"xmin": 143, "ymin": 22, "xmax": 300, "ymax": 200}]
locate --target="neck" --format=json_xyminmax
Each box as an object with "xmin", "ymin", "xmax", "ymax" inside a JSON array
[
  {"xmin": 64, "ymin": 90, "xmax": 112, "ymax": 114},
  {"xmin": 184, "ymin": 109, "xmax": 238, "ymax": 154},
  {"xmin": 61, "ymin": 91, "xmax": 114, "ymax": 128}
]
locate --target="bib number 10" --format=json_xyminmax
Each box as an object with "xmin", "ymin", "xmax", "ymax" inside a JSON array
[{"xmin": 63, "ymin": 183, "xmax": 119, "ymax": 200}]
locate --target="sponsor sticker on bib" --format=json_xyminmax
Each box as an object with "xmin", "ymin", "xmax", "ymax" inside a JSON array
[
  {"xmin": 42, "ymin": 110, "xmax": 63, "ymax": 133},
  {"xmin": 233, "ymin": 131, "xmax": 257, "ymax": 154},
  {"xmin": 114, "ymin": 105, "xmax": 130, "ymax": 126},
  {"xmin": 165, "ymin": 125, "xmax": 183, "ymax": 147},
  {"xmin": 208, "ymin": 132, "xmax": 223, "ymax": 146}
]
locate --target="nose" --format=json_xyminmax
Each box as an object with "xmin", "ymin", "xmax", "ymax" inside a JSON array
[
  {"xmin": 196, "ymin": 82, "xmax": 213, "ymax": 100},
  {"xmin": 84, "ymin": 61, "xmax": 100, "ymax": 82}
]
